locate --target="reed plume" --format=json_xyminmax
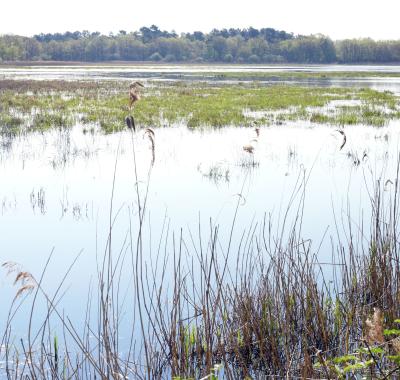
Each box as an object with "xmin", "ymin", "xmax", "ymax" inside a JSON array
[
  {"xmin": 243, "ymin": 144, "xmax": 254, "ymax": 154},
  {"xmin": 365, "ymin": 308, "xmax": 385, "ymax": 345},
  {"xmin": 129, "ymin": 81, "xmax": 144, "ymax": 109},
  {"xmin": 336, "ymin": 129, "xmax": 347, "ymax": 150},
  {"xmin": 144, "ymin": 128, "xmax": 155, "ymax": 165},
  {"xmin": 2, "ymin": 261, "xmax": 36, "ymax": 298}
]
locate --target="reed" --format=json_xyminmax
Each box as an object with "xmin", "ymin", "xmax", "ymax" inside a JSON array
[{"xmin": 2, "ymin": 117, "xmax": 400, "ymax": 379}]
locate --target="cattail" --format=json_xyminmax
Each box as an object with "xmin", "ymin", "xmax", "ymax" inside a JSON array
[{"xmin": 125, "ymin": 115, "xmax": 135, "ymax": 131}]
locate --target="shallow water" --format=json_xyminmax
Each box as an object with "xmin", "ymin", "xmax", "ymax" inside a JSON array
[
  {"xmin": 2, "ymin": 64, "xmax": 400, "ymax": 94},
  {"xmin": 0, "ymin": 121, "xmax": 398, "ymax": 287},
  {"xmin": 1, "ymin": 67, "xmax": 400, "ymax": 371}
]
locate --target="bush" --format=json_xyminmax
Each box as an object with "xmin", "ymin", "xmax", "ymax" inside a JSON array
[
  {"xmin": 149, "ymin": 52, "xmax": 162, "ymax": 61},
  {"xmin": 163, "ymin": 54, "xmax": 176, "ymax": 62},
  {"xmin": 248, "ymin": 54, "xmax": 260, "ymax": 63},
  {"xmin": 223, "ymin": 53, "xmax": 233, "ymax": 62},
  {"xmin": 262, "ymin": 54, "xmax": 286, "ymax": 63}
]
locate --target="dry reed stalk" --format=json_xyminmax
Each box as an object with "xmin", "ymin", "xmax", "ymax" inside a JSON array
[
  {"xmin": 2, "ymin": 154, "xmax": 400, "ymax": 378},
  {"xmin": 365, "ymin": 308, "xmax": 385, "ymax": 345}
]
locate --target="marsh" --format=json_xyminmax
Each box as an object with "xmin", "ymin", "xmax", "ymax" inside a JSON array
[{"xmin": 1, "ymin": 64, "xmax": 400, "ymax": 378}]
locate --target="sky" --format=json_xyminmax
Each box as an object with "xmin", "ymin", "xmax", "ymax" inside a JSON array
[{"xmin": 1, "ymin": 0, "xmax": 399, "ymax": 40}]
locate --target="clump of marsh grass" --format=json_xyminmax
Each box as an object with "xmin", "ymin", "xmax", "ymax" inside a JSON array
[{"xmin": 198, "ymin": 163, "xmax": 230, "ymax": 184}]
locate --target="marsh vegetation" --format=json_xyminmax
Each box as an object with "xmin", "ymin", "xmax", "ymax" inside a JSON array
[
  {"xmin": 1, "ymin": 79, "xmax": 400, "ymax": 135},
  {"xmin": 1, "ymin": 66, "xmax": 400, "ymax": 379}
]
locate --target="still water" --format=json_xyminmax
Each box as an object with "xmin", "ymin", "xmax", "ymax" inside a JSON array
[
  {"xmin": 2, "ymin": 63, "xmax": 400, "ymax": 93},
  {"xmin": 0, "ymin": 122, "xmax": 398, "ymax": 290},
  {"xmin": 0, "ymin": 65, "xmax": 400, "ymax": 367}
]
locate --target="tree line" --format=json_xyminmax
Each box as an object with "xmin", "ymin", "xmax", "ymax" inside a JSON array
[{"xmin": 1, "ymin": 25, "xmax": 400, "ymax": 64}]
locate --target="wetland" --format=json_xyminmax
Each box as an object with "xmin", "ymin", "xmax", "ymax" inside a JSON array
[{"xmin": 1, "ymin": 64, "xmax": 400, "ymax": 379}]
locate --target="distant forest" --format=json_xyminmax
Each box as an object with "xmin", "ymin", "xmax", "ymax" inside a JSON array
[{"xmin": 1, "ymin": 25, "xmax": 400, "ymax": 64}]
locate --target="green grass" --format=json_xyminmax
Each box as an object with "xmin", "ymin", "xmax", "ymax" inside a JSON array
[
  {"xmin": 0, "ymin": 113, "xmax": 24, "ymax": 130},
  {"xmin": 31, "ymin": 112, "xmax": 74, "ymax": 131},
  {"xmin": 0, "ymin": 79, "xmax": 399, "ymax": 133}
]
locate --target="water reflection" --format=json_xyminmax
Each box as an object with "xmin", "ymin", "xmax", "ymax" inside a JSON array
[{"xmin": 0, "ymin": 121, "xmax": 398, "ymax": 247}]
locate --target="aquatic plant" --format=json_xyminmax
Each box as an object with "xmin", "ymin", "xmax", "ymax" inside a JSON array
[{"xmin": 1, "ymin": 79, "xmax": 399, "ymax": 134}]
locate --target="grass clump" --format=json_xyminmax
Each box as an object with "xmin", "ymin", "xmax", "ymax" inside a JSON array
[
  {"xmin": 31, "ymin": 112, "xmax": 73, "ymax": 131},
  {"xmin": 310, "ymin": 112, "xmax": 330, "ymax": 123},
  {"xmin": 0, "ymin": 113, "xmax": 24, "ymax": 134}
]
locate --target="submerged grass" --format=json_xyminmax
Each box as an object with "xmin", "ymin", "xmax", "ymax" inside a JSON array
[{"xmin": 0, "ymin": 79, "xmax": 399, "ymax": 134}]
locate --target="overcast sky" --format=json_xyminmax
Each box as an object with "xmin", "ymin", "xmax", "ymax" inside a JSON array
[{"xmin": 1, "ymin": 0, "xmax": 399, "ymax": 40}]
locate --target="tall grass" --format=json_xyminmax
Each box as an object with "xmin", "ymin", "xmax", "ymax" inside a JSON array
[{"xmin": 2, "ymin": 142, "xmax": 400, "ymax": 379}]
